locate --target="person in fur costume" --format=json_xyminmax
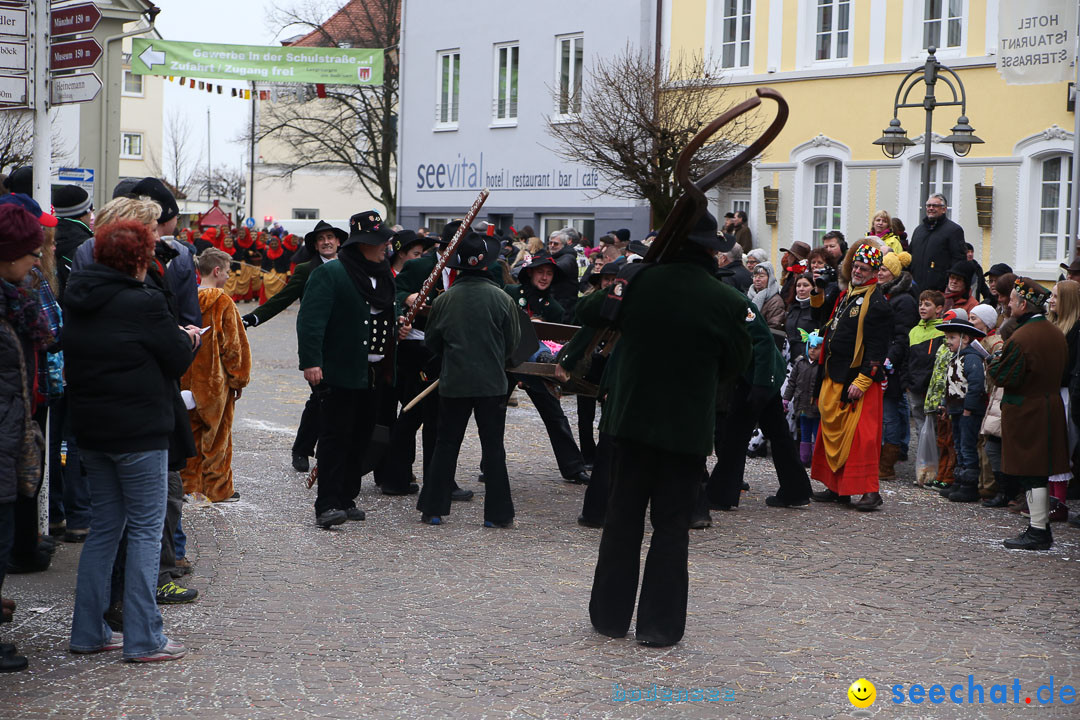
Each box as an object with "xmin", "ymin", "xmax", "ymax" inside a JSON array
[{"xmin": 180, "ymin": 248, "xmax": 252, "ymax": 502}]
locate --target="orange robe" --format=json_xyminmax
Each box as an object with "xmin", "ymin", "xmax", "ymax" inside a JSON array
[{"xmin": 180, "ymin": 288, "xmax": 252, "ymax": 501}]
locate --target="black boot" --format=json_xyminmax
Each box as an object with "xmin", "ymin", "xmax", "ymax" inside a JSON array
[
  {"xmin": 1003, "ymin": 524, "xmax": 1053, "ymax": 551},
  {"xmin": 811, "ymin": 488, "xmax": 851, "ymax": 503},
  {"xmin": 948, "ymin": 469, "xmax": 980, "ymax": 503}
]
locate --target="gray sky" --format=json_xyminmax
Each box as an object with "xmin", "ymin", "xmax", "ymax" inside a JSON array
[{"xmin": 154, "ymin": 0, "xmax": 286, "ymax": 175}]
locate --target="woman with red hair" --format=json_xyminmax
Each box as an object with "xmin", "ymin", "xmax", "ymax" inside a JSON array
[{"xmin": 63, "ymin": 220, "xmax": 199, "ymax": 662}]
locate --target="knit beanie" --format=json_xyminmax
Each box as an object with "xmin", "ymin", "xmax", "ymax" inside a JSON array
[
  {"xmin": 52, "ymin": 184, "xmax": 92, "ymax": 218},
  {"xmin": 0, "ymin": 204, "xmax": 44, "ymax": 261},
  {"xmin": 881, "ymin": 250, "xmax": 912, "ymax": 277},
  {"xmin": 969, "ymin": 304, "xmax": 998, "ymax": 330}
]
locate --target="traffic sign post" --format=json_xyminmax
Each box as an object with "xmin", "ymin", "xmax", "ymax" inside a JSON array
[
  {"xmin": 0, "ymin": 7, "xmax": 28, "ymax": 39},
  {"xmin": 51, "ymin": 71, "xmax": 100, "ymax": 105},
  {"xmin": 50, "ymin": 37, "xmax": 101, "ymax": 71},
  {"xmin": 0, "ymin": 40, "xmax": 27, "ymax": 71},
  {"xmin": 245, "ymin": 216, "xmax": 256, "ymax": 228},
  {"xmin": 50, "ymin": 3, "xmax": 101, "ymax": 37},
  {"xmin": 55, "ymin": 167, "xmax": 95, "ymax": 198}
]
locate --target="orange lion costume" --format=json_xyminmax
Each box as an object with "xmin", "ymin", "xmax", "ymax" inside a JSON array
[{"xmin": 180, "ymin": 287, "xmax": 252, "ymax": 501}]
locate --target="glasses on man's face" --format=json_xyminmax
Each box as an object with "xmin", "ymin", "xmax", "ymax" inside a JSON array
[
  {"xmin": 926, "ymin": 203, "xmax": 945, "ymax": 209},
  {"xmin": 28, "ymin": 250, "xmax": 42, "ymax": 259}
]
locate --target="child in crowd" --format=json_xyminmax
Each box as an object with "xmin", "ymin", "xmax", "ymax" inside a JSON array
[
  {"xmin": 924, "ymin": 309, "xmax": 968, "ymax": 490},
  {"xmin": 980, "ymin": 318, "xmax": 1018, "ymax": 508},
  {"xmin": 969, "ymin": 304, "xmax": 1003, "ymax": 499},
  {"xmin": 901, "ymin": 290, "xmax": 945, "ymax": 485},
  {"xmin": 783, "ymin": 330, "xmax": 822, "ymax": 467},
  {"xmin": 938, "ymin": 319, "xmax": 988, "ymax": 502},
  {"xmin": 180, "ymin": 248, "xmax": 252, "ymax": 503}
]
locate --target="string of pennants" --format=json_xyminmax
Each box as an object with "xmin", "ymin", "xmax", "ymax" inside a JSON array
[{"xmin": 163, "ymin": 76, "xmax": 329, "ymax": 101}]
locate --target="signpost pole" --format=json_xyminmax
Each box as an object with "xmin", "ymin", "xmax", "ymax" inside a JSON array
[
  {"xmin": 1069, "ymin": 10, "xmax": 1080, "ymax": 263},
  {"xmin": 31, "ymin": 0, "xmax": 49, "ymax": 208},
  {"xmin": 249, "ymin": 80, "xmax": 255, "ymax": 220}
]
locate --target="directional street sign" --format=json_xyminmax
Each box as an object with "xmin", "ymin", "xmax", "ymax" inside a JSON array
[
  {"xmin": 55, "ymin": 167, "xmax": 94, "ymax": 197},
  {"xmin": 51, "ymin": 71, "xmax": 100, "ymax": 105},
  {"xmin": 0, "ymin": 7, "xmax": 27, "ymax": 39},
  {"xmin": 50, "ymin": 37, "xmax": 101, "ymax": 71},
  {"xmin": 51, "ymin": 4, "xmax": 101, "ymax": 38},
  {"xmin": 0, "ymin": 74, "xmax": 26, "ymax": 106},
  {"xmin": 0, "ymin": 40, "xmax": 26, "ymax": 71}
]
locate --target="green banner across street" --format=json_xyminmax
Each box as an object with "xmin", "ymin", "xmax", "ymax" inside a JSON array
[{"xmin": 130, "ymin": 38, "xmax": 383, "ymax": 85}]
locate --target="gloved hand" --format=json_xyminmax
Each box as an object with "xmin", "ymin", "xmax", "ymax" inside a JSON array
[{"xmin": 241, "ymin": 313, "xmax": 257, "ymax": 328}]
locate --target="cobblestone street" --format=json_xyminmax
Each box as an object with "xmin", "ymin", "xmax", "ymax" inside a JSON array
[{"xmin": 3, "ymin": 306, "xmax": 1079, "ymax": 719}]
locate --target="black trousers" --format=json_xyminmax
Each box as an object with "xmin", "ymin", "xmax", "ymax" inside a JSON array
[
  {"xmin": 589, "ymin": 440, "xmax": 700, "ymax": 646},
  {"xmin": 292, "ymin": 388, "xmax": 320, "ymax": 458},
  {"xmin": 511, "ymin": 375, "xmax": 586, "ymax": 478},
  {"xmin": 577, "ymin": 395, "xmax": 597, "ymax": 465},
  {"xmin": 157, "ymin": 470, "xmax": 184, "ymax": 587},
  {"xmin": 381, "ymin": 341, "xmax": 438, "ymax": 492},
  {"xmin": 417, "ymin": 395, "xmax": 513, "ymax": 524},
  {"xmin": 314, "ymin": 384, "xmax": 377, "ymax": 515},
  {"xmin": 708, "ymin": 382, "xmax": 811, "ymax": 508},
  {"xmin": 579, "ymin": 431, "xmax": 614, "ymax": 525}
]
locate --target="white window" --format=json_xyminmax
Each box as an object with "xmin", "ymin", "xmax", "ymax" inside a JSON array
[
  {"xmin": 1038, "ymin": 155, "xmax": 1074, "ymax": 263},
  {"xmin": 811, "ymin": 160, "xmax": 843, "ymax": 244},
  {"xmin": 719, "ymin": 0, "xmax": 752, "ymax": 69},
  {"xmin": 815, "ymin": 0, "xmax": 850, "ymax": 61},
  {"xmin": 120, "ymin": 132, "xmax": 143, "ymax": 159},
  {"xmin": 923, "ymin": 0, "xmax": 962, "ymax": 50},
  {"xmin": 556, "ymin": 34, "xmax": 583, "ymax": 117},
  {"xmin": 924, "ymin": 156, "xmax": 954, "ymax": 206},
  {"xmin": 493, "ymin": 43, "xmax": 519, "ymax": 124},
  {"xmin": 293, "ymin": 208, "xmax": 318, "ymax": 220},
  {"xmin": 542, "ymin": 215, "xmax": 594, "ymax": 245},
  {"xmin": 436, "ymin": 50, "xmax": 460, "ymax": 128},
  {"xmin": 425, "ymin": 216, "xmax": 450, "ymax": 237},
  {"xmin": 122, "ymin": 70, "xmax": 143, "ymax": 97}
]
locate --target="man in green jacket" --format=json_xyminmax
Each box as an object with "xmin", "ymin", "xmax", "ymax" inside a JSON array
[
  {"xmin": 417, "ymin": 232, "xmax": 520, "ymax": 527},
  {"xmin": 566, "ymin": 210, "xmax": 752, "ymax": 648},
  {"xmin": 242, "ymin": 220, "xmax": 346, "ymax": 473},
  {"xmin": 297, "ymin": 211, "xmax": 401, "ymax": 529}
]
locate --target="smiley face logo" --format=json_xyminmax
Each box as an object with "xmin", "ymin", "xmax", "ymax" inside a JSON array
[{"xmin": 848, "ymin": 678, "xmax": 876, "ymax": 708}]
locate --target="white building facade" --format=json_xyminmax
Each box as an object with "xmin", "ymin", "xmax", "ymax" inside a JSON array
[{"xmin": 397, "ymin": 0, "xmax": 656, "ymax": 242}]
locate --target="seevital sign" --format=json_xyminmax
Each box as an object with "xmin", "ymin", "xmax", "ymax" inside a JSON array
[{"xmin": 130, "ymin": 38, "xmax": 383, "ymax": 86}]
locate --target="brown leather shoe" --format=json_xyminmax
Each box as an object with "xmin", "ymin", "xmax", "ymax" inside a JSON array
[{"xmin": 852, "ymin": 492, "xmax": 883, "ymax": 511}]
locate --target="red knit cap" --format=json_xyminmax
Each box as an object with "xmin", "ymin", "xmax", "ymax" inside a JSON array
[{"xmin": 0, "ymin": 204, "xmax": 44, "ymax": 261}]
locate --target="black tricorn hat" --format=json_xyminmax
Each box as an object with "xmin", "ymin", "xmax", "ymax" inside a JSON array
[
  {"xmin": 391, "ymin": 229, "xmax": 432, "ymax": 257},
  {"xmin": 347, "ymin": 210, "xmax": 393, "ymax": 246},
  {"xmin": 304, "ymin": 220, "xmax": 348, "ymax": 255}
]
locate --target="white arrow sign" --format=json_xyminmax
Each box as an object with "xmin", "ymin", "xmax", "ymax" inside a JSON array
[
  {"xmin": 51, "ymin": 71, "xmax": 101, "ymax": 105},
  {"xmin": 138, "ymin": 44, "xmax": 165, "ymax": 70},
  {"xmin": 58, "ymin": 167, "xmax": 94, "ymax": 183}
]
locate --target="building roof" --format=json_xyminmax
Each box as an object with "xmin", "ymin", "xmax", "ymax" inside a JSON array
[
  {"xmin": 286, "ymin": 0, "xmax": 394, "ymax": 48},
  {"xmin": 198, "ymin": 200, "xmax": 233, "ymax": 228}
]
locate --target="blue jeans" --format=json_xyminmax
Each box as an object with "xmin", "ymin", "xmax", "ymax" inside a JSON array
[
  {"xmin": 950, "ymin": 414, "xmax": 981, "ymax": 470},
  {"xmin": 882, "ymin": 393, "xmax": 910, "ymax": 447},
  {"xmin": 799, "ymin": 415, "xmax": 819, "ymax": 446},
  {"xmin": 70, "ymin": 448, "xmax": 169, "ymax": 658}
]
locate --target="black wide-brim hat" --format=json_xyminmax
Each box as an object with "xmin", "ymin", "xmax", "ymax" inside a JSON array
[
  {"xmin": 438, "ymin": 219, "xmax": 466, "ymax": 246},
  {"xmin": 346, "ymin": 211, "xmax": 394, "ymax": 246},
  {"xmin": 391, "ymin": 229, "xmax": 433, "ymax": 257},
  {"xmin": 446, "ymin": 232, "xmax": 493, "ymax": 271},
  {"xmin": 937, "ymin": 319, "xmax": 986, "ymax": 339},
  {"xmin": 304, "ymin": 220, "xmax": 348, "ymax": 255},
  {"xmin": 588, "ymin": 260, "xmax": 623, "ymax": 286},
  {"xmin": 687, "ymin": 210, "xmax": 723, "ymax": 251},
  {"xmin": 518, "ymin": 252, "xmax": 564, "ymax": 280}
]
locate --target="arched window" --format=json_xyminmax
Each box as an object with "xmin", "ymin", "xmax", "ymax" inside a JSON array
[{"xmin": 1037, "ymin": 154, "xmax": 1074, "ymax": 263}]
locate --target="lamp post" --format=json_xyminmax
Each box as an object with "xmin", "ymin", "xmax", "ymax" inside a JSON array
[{"xmin": 873, "ymin": 47, "xmax": 983, "ymax": 214}]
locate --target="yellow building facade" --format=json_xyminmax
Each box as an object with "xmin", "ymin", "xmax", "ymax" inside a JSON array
[{"xmin": 668, "ymin": 0, "xmax": 1076, "ymax": 279}]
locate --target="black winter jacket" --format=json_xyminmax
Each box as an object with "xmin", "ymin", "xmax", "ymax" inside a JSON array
[
  {"xmin": 784, "ymin": 297, "xmax": 816, "ymax": 359},
  {"xmin": 62, "ymin": 264, "xmax": 194, "ymax": 453},
  {"xmin": 54, "ymin": 218, "xmax": 93, "ymax": 301},
  {"xmin": 548, "ymin": 246, "xmax": 580, "ymax": 315},
  {"xmin": 881, "ymin": 272, "xmax": 920, "ymax": 398},
  {"xmin": 909, "ymin": 215, "xmax": 966, "ymax": 292},
  {"xmin": 0, "ymin": 290, "xmax": 34, "ymax": 504}
]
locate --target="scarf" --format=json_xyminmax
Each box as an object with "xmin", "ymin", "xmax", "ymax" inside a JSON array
[
  {"xmin": 520, "ymin": 282, "xmax": 551, "ymax": 318},
  {"xmin": 264, "ymin": 244, "xmax": 284, "ymax": 260},
  {"xmin": 748, "ymin": 261, "xmax": 780, "ymax": 311},
  {"xmin": 1, "ymin": 278, "xmax": 52, "ymax": 350},
  {"xmin": 829, "ymin": 277, "xmax": 879, "ymax": 373},
  {"xmin": 338, "ymin": 244, "xmax": 395, "ymax": 311}
]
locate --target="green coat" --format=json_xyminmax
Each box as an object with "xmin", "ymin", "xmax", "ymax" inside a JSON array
[
  {"xmin": 296, "ymin": 260, "xmax": 397, "ymax": 389},
  {"xmin": 742, "ymin": 297, "xmax": 787, "ymax": 394},
  {"xmin": 251, "ymin": 257, "xmax": 321, "ymax": 325},
  {"xmin": 425, "ymin": 275, "xmax": 520, "ymax": 398},
  {"xmin": 574, "ymin": 262, "xmax": 752, "ymax": 456},
  {"xmin": 503, "ymin": 284, "xmax": 566, "ymax": 322}
]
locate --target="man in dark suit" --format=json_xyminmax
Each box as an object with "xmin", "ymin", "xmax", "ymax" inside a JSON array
[
  {"xmin": 242, "ymin": 220, "xmax": 346, "ymax": 472},
  {"xmin": 909, "ymin": 193, "xmax": 966, "ymax": 292}
]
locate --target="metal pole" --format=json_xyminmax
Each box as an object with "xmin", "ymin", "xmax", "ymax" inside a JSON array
[
  {"xmin": 249, "ymin": 81, "xmax": 255, "ymax": 220},
  {"xmin": 206, "ymin": 108, "xmax": 211, "ymax": 201},
  {"xmin": 30, "ymin": 0, "xmax": 50, "ymax": 209},
  {"xmin": 920, "ymin": 50, "xmax": 938, "ymax": 212}
]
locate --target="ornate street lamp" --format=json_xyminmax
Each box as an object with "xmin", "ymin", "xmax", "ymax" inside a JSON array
[{"xmin": 873, "ymin": 47, "xmax": 983, "ymax": 211}]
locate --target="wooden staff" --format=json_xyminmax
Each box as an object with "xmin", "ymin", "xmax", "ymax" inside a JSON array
[
  {"xmin": 400, "ymin": 379, "xmax": 439, "ymax": 414},
  {"xmin": 402, "ymin": 188, "xmax": 490, "ymax": 326}
]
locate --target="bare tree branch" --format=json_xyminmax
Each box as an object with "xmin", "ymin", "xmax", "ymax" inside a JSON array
[
  {"xmin": 259, "ymin": 0, "xmax": 400, "ymax": 220},
  {"xmin": 545, "ymin": 46, "xmax": 760, "ymax": 226},
  {"xmin": 148, "ymin": 109, "xmax": 202, "ymax": 198}
]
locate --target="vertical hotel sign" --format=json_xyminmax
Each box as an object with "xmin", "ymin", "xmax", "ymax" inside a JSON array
[{"xmin": 997, "ymin": 0, "xmax": 1077, "ymax": 85}]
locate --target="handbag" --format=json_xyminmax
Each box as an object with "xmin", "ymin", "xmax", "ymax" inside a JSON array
[{"xmin": 0, "ymin": 318, "xmax": 44, "ymax": 497}]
